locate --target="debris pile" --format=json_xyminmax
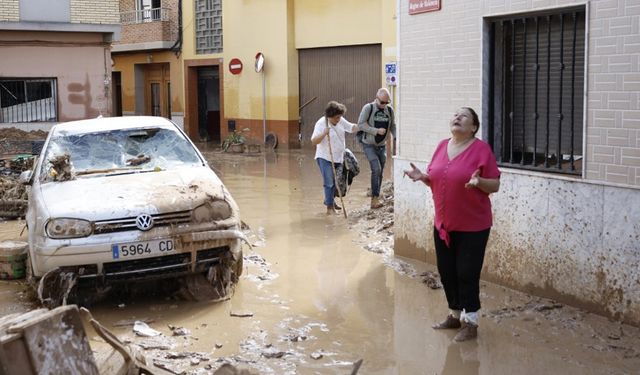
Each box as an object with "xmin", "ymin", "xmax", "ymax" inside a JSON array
[
  {"xmin": 0, "ymin": 127, "xmax": 47, "ymax": 159},
  {"xmin": 0, "ymin": 175, "xmax": 28, "ymax": 218},
  {"xmin": 47, "ymin": 153, "xmax": 76, "ymax": 181}
]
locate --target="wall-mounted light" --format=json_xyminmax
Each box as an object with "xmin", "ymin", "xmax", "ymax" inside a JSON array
[{"xmin": 146, "ymin": 54, "xmax": 153, "ymax": 63}]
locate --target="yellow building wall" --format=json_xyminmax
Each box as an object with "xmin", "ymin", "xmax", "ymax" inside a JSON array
[
  {"xmin": 112, "ymin": 51, "xmax": 183, "ymax": 114},
  {"xmin": 182, "ymin": 0, "xmax": 294, "ymax": 122}
]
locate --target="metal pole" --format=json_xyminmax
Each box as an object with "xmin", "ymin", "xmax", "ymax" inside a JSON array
[
  {"xmin": 262, "ymin": 71, "xmax": 266, "ymax": 144},
  {"xmin": 326, "ymin": 122, "xmax": 347, "ymax": 219}
]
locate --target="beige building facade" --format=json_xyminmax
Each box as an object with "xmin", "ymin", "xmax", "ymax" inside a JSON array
[
  {"xmin": 0, "ymin": 0, "xmax": 120, "ymax": 130},
  {"xmin": 394, "ymin": 0, "xmax": 640, "ymax": 324},
  {"xmin": 180, "ymin": 0, "xmax": 397, "ymax": 148},
  {"xmin": 111, "ymin": 0, "xmax": 184, "ymax": 128}
]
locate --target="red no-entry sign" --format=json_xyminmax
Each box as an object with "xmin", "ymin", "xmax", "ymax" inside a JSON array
[{"xmin": 229, "ymin": 58, "xmax": 243, "ymax": 75}]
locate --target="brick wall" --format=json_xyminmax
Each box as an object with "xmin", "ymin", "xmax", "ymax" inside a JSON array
[
  {"xmin": 116, "ymin": 0, "xmax": 178, "ymax": 44},
  {"xmin": 0, "ymin": 0, "xmax": 19, "ymax": 22},
  {"xmin": 399, "ymin": 0, "xmax": 640, "ymax": 187},
  {"xmin": 70, "ymin": 0, "xmax": 119, "ymax": 24},
  {"xmin": 586, "ymin": 0, "xmax": 640, "ymax": 185}
]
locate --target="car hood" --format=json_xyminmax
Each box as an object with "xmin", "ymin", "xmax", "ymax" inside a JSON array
[{"xmin": 38, "ymin": 167, "xmax": 234, "ymax": 220}]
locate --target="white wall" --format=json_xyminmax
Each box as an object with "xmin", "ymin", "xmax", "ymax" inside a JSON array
[{"xmin": 395, "ymin": 0, "xmax": 640, "ymax": 324}]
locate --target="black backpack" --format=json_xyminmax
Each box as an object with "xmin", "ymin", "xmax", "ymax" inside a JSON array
[{"xmin": 356, "ymin": 103, "xmax": 393, "ymax": 144}]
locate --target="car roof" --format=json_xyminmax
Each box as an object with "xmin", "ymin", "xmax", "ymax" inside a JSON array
[{"xmin": 52, "ymin": 116, "xmax": 177, "ymax": 136}]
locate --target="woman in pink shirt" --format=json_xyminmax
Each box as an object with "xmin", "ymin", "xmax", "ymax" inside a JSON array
[{"xmin": 405, "ymin": 107, "xmax": 500, "ymax": 341}]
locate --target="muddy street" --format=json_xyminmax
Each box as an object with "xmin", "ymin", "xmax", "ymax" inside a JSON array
[{"xmin": 1, "ymin": 148, "xmax": 639, "ymax": 374}]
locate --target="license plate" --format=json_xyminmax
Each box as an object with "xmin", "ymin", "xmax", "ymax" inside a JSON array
[{"xmin": 111, "ymin": 239, "xmax": 176, "ymax": 260}]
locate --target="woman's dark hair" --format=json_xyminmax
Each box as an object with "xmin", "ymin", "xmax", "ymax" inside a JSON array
[
  {"xmin": 461, "ymin": 106, "xmax": 480, "ymax": 135},
  {"xmin": 325, "ymin": 101, "xmax": 346, "ymax": 118}
]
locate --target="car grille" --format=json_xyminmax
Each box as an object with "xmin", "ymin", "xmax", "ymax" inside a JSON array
[
  {"xmin": 101, "ymin": 245, "xmax": 231, "ymax": 282},
  {"xmin": 93, "ymin": 210, "xmax": 192, "ymax": 234},
  {"xmin": 103, "ymin": 253, "xmax": 192, "ymax": 281}
]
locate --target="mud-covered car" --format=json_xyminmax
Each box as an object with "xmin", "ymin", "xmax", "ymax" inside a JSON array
[{"xmin": 20, "ymin": 116, "xmax": 245, "ymax": 306}]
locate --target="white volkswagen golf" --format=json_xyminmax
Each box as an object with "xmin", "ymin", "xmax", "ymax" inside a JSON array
[{"xmin": 21, "ymin": 116, "xmax": 245, "ymax": 305}]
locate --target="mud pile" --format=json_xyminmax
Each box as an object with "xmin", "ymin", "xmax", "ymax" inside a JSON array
[
  {"xmin": 0, "ymin": 127, "xmax": 48, "ymax": 140},
  {"xmin": 0, "ymin": 128, "xmax": 47, "ymax": 157}
]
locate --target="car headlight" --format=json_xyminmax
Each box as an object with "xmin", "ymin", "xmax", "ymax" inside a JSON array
[
  {"xmin": 192, "ymin": 200, "xmax": 233, "ymax": 223},
  {"xmin": 46, "ymin": 218, "xmax": 93, "ymax": 239}
]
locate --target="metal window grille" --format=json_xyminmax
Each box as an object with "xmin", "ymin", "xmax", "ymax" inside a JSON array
[
  {"xmin": 488, "ymin": 8, "xmax": 585, "ymax": 175},
  {"xmin": 120, "ymin": 8, "xmax": 169, "ymax": 24},
  {"xmin": 195, "ymin": 0, "xmax": 223, "ymax": 54},
  {"xmin": 0, "ymin": 78, "xmax": 58, "ymax": 123}
]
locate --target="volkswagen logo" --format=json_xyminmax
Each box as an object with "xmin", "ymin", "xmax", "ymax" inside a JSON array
[{"xmin": 135, "ymin": 214, "xmax": 154, "ymax": 231}]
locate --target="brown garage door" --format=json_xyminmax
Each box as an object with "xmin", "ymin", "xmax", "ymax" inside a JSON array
[{"xmin": 298, "ymin": 44, "xmax": 381, "ymax": 151}]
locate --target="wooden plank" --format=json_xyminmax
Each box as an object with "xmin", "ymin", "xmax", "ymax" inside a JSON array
[
  {"xmin": 0, "ymin": 336, "xmax": 35, "ymax": 375},
  {"xmin": 19, "ymin": 306, "xmax": 99, "ymax": 375},
  {"xmin": 0, "ymin": 309, "xmax": 48, "ymax": 333}
]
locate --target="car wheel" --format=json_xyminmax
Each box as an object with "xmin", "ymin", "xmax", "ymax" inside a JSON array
[{"xmin": 180, "ymin": 251, "xmax": 242, "ymax": 302}]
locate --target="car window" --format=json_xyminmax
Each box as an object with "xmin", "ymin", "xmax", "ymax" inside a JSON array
[{"xmin": 39, "ymin": 127, "xmax": 203, "ymax": 182}]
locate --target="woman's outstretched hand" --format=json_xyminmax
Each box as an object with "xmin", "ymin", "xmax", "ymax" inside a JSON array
[
  {"xmin": 465, "ymin": 169, "xmax": 480, "ymax": 188},
  {"xmin": 404, "ymin": 162, "xmax": 428, "ymax": 183}
]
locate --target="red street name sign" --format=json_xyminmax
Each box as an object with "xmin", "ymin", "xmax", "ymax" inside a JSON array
[
  {"xmin": 409, "ymin": 0, "xmax": 441, "ymax": 15},
  {"xmin": 229, "ymin": 58, "xmax": 243, "ymax": 75}
]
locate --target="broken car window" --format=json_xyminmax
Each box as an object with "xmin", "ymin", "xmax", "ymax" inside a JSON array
[{"xmin": 40, "ymin": 127, "xmax": 202, "ymax": 182}]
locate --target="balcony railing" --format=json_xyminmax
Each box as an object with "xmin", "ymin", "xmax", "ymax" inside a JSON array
[{"xmin": 120, "ymin": 8, "xmax": 169, "ymax": 25}]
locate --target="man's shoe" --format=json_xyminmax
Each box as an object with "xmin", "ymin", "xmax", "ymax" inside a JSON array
[
  {"xmin": 333, "ymin": 202, "xmax": 342, "ymax": 210},
  {"xmin": 431, "ymin": 315, "xmax": 462, "ymax": 330},
  {"xmin": 453, "ymin": 322, "xmax": 478, "ymax": 342},
  {"xmin": 370, "ymin": 196, "xmax": 383, "ymax": 209}
]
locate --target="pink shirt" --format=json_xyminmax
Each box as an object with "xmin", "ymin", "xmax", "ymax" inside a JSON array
[{"xmin": 427, "ymin": 138, "xmax": 501, "ymax": 246}]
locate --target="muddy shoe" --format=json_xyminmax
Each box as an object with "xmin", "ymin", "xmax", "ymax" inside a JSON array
[
  {"xmin": 333, "ymin": 202, "xmax": 342, "ymax": 210},
  {"xmin": 432, "ymin": 315, "xmax": 461, "ymax": 330},
  {"xmin": 326, "ymin": 206, "xmax": 339, "ymax": 215},
  {"xmin": 453, "ymin": 322, "xmax": 478, "ymax": 342},
  {"xmin": 370, "ymin": 196, "xmax": 383, "ymax": 209}
]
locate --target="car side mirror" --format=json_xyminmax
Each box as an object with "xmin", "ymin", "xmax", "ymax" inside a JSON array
[{"xmin": 19, "ymin": 170, "xmax": 33, "ymax": 185}]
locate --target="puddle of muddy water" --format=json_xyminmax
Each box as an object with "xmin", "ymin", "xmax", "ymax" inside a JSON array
[{"xmin": 2, "ymin": 149, "xmax": 639, "ymax": 374}]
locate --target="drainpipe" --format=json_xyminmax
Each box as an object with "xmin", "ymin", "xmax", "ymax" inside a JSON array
[{"xmin": 170, "ymin": 0, "xmax": 182, "ymax": 57}]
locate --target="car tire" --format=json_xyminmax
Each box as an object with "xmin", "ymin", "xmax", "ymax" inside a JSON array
[{"xmin": 180, "ymin": 250, "xmax": 243, "ymax": 302}]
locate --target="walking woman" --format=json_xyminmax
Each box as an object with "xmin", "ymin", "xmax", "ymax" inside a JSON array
[
  {"xmin": 311, "ymin": 101, "xmax": 358, "ymax": 214},
  {"xmin": 404, "ymin": 107, "xmax": 500, "ymax": 341}
]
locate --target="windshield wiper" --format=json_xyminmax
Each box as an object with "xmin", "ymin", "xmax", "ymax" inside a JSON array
[{"xmin": 76, "ymin": 167, "xmax": 142, "ymax": 176}]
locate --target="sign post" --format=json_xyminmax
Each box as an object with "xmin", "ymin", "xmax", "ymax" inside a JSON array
[{"xmin": 255, "ymin": 53, "xmax": 266, "ymax": 144}]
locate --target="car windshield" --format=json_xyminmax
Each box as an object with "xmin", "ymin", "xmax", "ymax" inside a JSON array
[{"xmin": 39, "ymin": 127, "xmax": 203, "ymax": 182}]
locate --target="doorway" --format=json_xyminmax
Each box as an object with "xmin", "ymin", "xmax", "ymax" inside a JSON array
[
  {"xmin": 298, "ymin": 44, "xmax": 381, "ymax": 151},
  {"xmin": 144, "ymin": 63, "xmax": 171, "ymax": 118},
  {"xmin": 112, "ymin": 71, "xmax": 122, "ymax": 116},
  {"xmin": 196, "ymin": 66, "xmax": 220, "ymax": 142}
]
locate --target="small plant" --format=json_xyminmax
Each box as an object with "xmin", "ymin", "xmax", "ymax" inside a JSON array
[{"xmin": 222, "ymin": 128, "xmax": 250, "ymax": 151}]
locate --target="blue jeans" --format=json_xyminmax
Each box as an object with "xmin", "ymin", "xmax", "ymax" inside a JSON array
[
  {"xmin": 316, "ymin": 158, "xmax": 341, "ymax": 207},
  {"xmin": 363, "ymin": 144, "xmax": 386, "ymax": 197}
]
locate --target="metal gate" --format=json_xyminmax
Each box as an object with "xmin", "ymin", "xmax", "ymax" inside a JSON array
[{"xmin": 298, "ymin": 44, "xmax": 381, "ymax": 151}]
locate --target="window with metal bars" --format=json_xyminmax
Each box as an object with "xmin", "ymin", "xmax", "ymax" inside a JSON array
[
  {"xmin": 487, "ymin": 8, "xmax": 585, "ymax": 175},
  {"xmin": 0, "ymin": 78, "xmax": 58, "ymax": 123}
]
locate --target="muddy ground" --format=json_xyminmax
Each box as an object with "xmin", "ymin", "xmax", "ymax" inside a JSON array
[{"xmin": 1, "ymin": 147, "xmax": 639, "ymax": 374}]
